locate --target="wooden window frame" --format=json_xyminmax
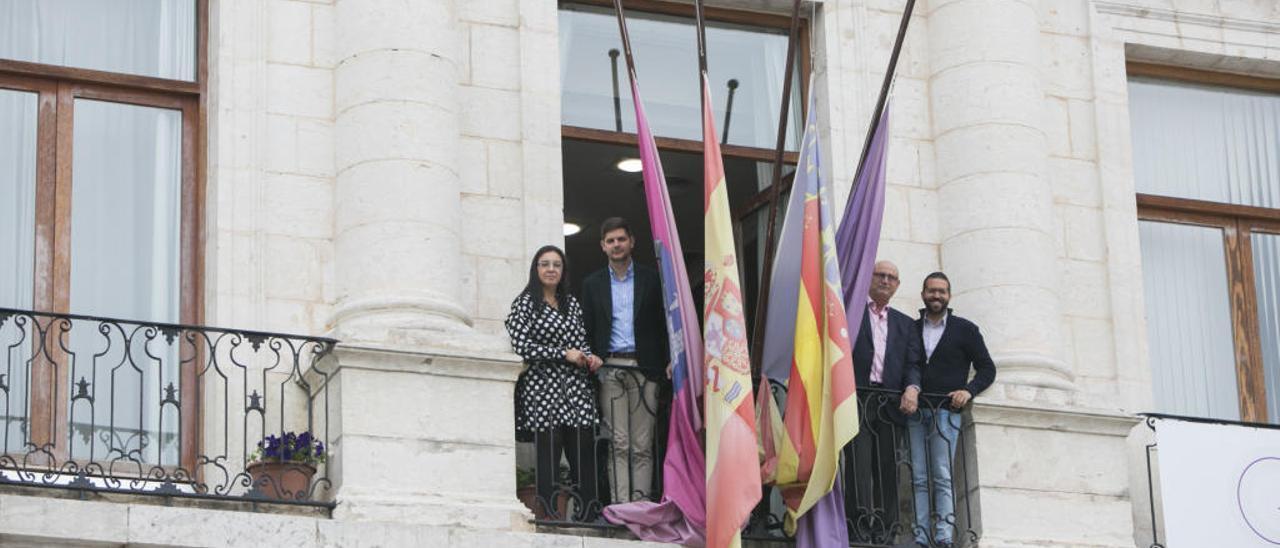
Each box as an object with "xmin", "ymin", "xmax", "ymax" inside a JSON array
[
  {"xmin": 0, "ymin": 0, "xmax": 207, "ymax": 471},
  {"xmin": 558, "ymin": 0, "xmax": 807, "ymax": 221},
  {"xmin": 1130, "ymin": 64, "xmax": 1280, "ymax": 423}
]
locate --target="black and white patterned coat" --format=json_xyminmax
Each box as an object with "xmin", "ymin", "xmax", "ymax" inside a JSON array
[{"xmin": 505, "ymin": 291, "xmax": 599, "ymax": 432}]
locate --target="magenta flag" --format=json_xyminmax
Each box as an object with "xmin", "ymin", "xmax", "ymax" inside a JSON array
[{"xmin": 602, "ymin": 75, "xmax": 707, "ymax": 546}]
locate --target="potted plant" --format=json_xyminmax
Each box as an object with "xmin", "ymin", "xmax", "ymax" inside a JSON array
[
  {"xmin": 515, "ymin": 466, "xmax": 538, "ymax": 515},
  {"xmin": 247, "ymin": 431, "xmax": 326, "ymax": 500}
]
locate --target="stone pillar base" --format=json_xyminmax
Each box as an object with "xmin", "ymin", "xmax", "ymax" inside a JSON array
[
  {"xmin": 312, "ymin": 344, "xmax": 531, "ymax": 531},
  {"xmin": 968, "ymin": 403, "xmax": 1140, "ymax": 547}
]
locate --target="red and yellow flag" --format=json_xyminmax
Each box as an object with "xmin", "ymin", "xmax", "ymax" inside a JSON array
[
  {"xmin": 701, "ymin": 73, "xmax": 762, "ymax": 548},
  {"xmin": 768, "ymin": 92, "xmax": 859, "ymax": 533}
]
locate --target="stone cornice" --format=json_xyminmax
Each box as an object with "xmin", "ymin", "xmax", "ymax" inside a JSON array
[
  {"xmin": 1093, "ymin": 1, "xmax": 1280, "ymax": 35},
  {"xmin": 971, "ymin": 400, "xmax": 1141, "ymax": 437}
]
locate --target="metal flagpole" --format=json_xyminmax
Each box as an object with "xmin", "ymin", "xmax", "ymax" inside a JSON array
[
  {"xmin": 853, "ymin": 0, "xmax": 917, "ymax": 185},
  {"xmin": 748, "ymin": 0, "xmax": 803, "ymax": 377}
]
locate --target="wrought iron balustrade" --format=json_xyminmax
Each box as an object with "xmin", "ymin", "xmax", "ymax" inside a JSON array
[
  {"xmin": 0, "ymin": 307, "xmax": 337, "ymax": 507},
  {"xmin": 521, "ymin": 363, "xmax": 668, "ymax": 523},
  {"xmin": 526, "ymin": 375, "xmax": 981, "ymax": 547}
]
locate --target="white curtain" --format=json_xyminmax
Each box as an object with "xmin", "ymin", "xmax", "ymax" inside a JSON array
[
  {"xmin": 67, "ymin": 99, "xmax": 182, "ymax": 465},
  {"xmin": 0, "ymin": 0, "xmax": 195, "ymax": 81},
  {"xmin": 0, "ymin": 88, "xmax": 36, "ymax": 451},
  {"xmin": 1138, "ymin": 221, "xmax": 1240, "ymax": 421},
  {"xmin": 1254, "ymin": 232, "xmax": 1280, "ymax": 421},
  {"xmin": 0, "ymin": 88, "xmax": 36, "ymax": 310},
  {"xmin": 1130, "ymin": 78, "xmax": 1280, "ymax": 209}
]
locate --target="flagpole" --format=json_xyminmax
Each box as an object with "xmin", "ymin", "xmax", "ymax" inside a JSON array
[
  {"xmin": 852, "ymin": 0, "xmax": 917, "ymax": 185},
  {"xmin": 749, "ymin": 0, "xmax": 802, "ymax": 377},
  {"xmin": 611, "ymin": 0, "xmax": 640, "ymax": 83}
]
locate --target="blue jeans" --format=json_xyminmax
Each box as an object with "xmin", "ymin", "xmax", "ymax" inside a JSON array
[{"xmin": 907, "ymin": 407, "xmax": 960, "ymax": 545}]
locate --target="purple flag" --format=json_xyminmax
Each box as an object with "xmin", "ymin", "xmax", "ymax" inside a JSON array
[
  {"xmin": 602, "ymin": 75, "xmax": 706, "ymax": 546},
  {"xmin": 836, "ymin": 103, "xmax": 890, "ymax": 353}
]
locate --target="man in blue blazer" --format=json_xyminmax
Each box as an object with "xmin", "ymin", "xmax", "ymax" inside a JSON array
[
  {"xmin": 844, "ymin": 260, "xmax": 924, "ymax": 544},
  {"xmin": 581, "ymin": 217, "xmax": 669, "ymax": 505},
  {"xmin": 909, "ymin": 271, "xmax": 996, "ymax": 548}
]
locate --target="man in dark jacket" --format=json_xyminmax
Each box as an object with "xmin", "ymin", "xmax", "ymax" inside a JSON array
[
  {"xmin": 909, "ymin": 271, "xmax": 995, "ymax": 548},
  {"xmin": 846, "ymin": 260, "xmax": 923, "ymax": 544},
  {"xmin": 580, "ymin": 217, "xmax": 668, "ymax": 504}
]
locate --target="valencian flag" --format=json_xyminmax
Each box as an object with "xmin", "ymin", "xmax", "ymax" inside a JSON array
[
  {"xmin": 700, "ymin": 73, "xmax": 762, "ymax": 548},
  {"xmin": 756, "ymin": 87, "xmax": 859, "ymax": 537},
  {"xmin": 602, "ymin": 67, "xmax": 707, "ymax": 546}
]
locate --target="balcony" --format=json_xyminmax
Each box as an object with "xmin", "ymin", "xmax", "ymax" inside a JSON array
[
  {"xmin": 0, "ymin": 307, "xmax": 336, "ymax": 509},
  {"xmin": 522, "ymin": 369, "xmax": 981, "ymax": 547}
]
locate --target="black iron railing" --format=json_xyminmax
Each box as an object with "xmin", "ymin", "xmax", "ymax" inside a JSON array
[
  {"xmin": 525, "ymin": 376, "xmax": 981, "ymax": 547},
  {"xmin": 0, "ymin": 307, "xmax": 337, "ymax": 507},
  {"xmin": 521, "ymin": 364, "xmax": 668, "ymax": 523}
]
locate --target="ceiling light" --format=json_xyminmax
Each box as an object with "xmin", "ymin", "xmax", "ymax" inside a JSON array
[
  {"xmin": 615, "ymin": 158, "xmax": 643, "ymax": 173},
  {"xmin": 563, "ymin": 223, "xmax": 582, "ymax": 236}
]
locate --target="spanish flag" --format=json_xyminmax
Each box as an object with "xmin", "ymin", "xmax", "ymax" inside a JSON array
[{"xmin": 701, "ymin": 72, "xmax": 762, "ymax": 548}]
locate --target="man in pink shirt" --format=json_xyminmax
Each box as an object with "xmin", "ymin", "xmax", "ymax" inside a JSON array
[{"xmin": 845, "ymin": 260, "xmax": 924, "ymax": 545}]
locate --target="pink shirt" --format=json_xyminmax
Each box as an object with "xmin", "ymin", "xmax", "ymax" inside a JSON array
[{"xmin": 867, "ymin": 298, "xmax": 889, "ymax": 384}]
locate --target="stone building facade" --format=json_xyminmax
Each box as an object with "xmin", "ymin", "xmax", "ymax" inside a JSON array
[{"xmin": 1, "ymin": 0, "xmax": 1278, "ymax": 546}]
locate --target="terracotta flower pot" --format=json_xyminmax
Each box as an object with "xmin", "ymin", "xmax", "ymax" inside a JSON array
[{"xmin": 247, "ymin": 461, "xmax": 317, "ymax": 500}]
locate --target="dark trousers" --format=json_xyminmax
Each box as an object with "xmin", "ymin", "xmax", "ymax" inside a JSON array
[
  {"xmin": 844, "ymin": 391, "xmax": 902, "ymax": 543},
  {"xmin": 533, "ymin": 425, "xmax": 599, "ymax": 520}
]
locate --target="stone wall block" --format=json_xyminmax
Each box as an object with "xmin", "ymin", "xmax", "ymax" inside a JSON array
[
  {"xmin": 1063, "ymin": 204, "xmax": 1106, "ymax": 261},
  {"xmin": 476, "ymin": 257, "xmax": 526, "ymax": 321},
  {"xmin": 1071, "ymin": 316, "xmax": 1117, "ymax": 378},
  {"xmin": 336, "ymin": 50, "xmax": 460, "ymax": 113},
  {"xmin": 334, "ymin": 221, "xmax": 462, "ymax": 299},
  {"xmin": 335, "ymin": 160, "xmax": 461, "ymax": 230},
  {"xmin": 264, "ymin": 235, "xmax": 326, "ymax": 301},
  {"xmin": 937, "ymin": 172, "xmax": 1055, "ymax": 235},
  {"xmin": 928, "ymin": 0, "xmax": 1039, "ymax": 71},
  {"xmin": 976, "ymin": 424, "xmax": 1129, "ymax": 496},
  {"xmin": 907, "ymin": 187, "xmax": 940, "ymax": 244},
  {"xmin": 297, "ymin": 118, "xmax": 336, "ymax": 177},
  {"xmin": 0, "ymin": 495, "xmax": 127, "ymax": 544},
  {"xmin": 266, "ymin": 114, "xmax": 299, "ymax": 173},
  {"xmin": 882, "ymin": 184, "xmax": 912, "ymax": 241},
  {"xmin": 335, "ymin": 101, "xmax": 459, "ymax": 174},
  {"xmin": 128, "ymin": 504, "xmax": 315, "ymax": 547},
  {"xmin": 470, "ymin": 24, "xmax": 522, "ymax": 90},
  {"xmin": 1067, "ymin": 98, "xmax": 1097, "ymax": 160},
  {"xmin": 460, "ymin": 137, "xmax": 489, "ymax": 194},
  {"xmin": 930, "ymin": 63, "xmax": 1044, "ymax": 134},
  {"xmin": 1049, "ymin": 157, "xmax": 1101, "ymax": 207},
  {"xmin": 267, "ymin": 0, "xmax": 313, "ymax": 65},
  {"xmin": 462, "ymin": 87, "xmax": 523, "ymax": 141},
  {"xmin": 1062, "ymin": 259, "xmax": 1111, "ymax": 319},
  {"xmin": 932, "ymin": 123, "xmax": 1046, "ymax": 185},
  {"xmin": 262, "ymin": 174, "xmax": 332, "ymax": 240},
  {"xmin": 313, "ymin": 2, "xmax": 336, "ymax": 68},
  {"xmin": 267, "ymin": 64, "xmax": 333, "ymax": 119},
  {"xmin": 1042, "ymin": 34, "xmax": 1094, "ymax": 99},
  {"xmin": 1039, "ymin": 0, "xmax": 1090, "ymax": 36},
  {"xmin": 337, "ymin": 368, "xmax": 515, "ymax": 447},
  {"xmin": 487, "ymin": 140, "xmax": 525, "ymax": 198},
  {"xmin": 459, "ymin": 0, "xmax": 518, "ymax": 26},
  {"xmin": 461, "ymin": 195, "xmax": 526, "ymax": 258},
  {"xmin": 333, "ymin": 0, "xmax": 458, "ymax": 62},
  {"xmin": 1043, "ymin": 96, "xmax": 1071, "ymax": 158},
  {"xmin": 976, "ymin": 487, "xmax": 1134, "ymax": 547},
  {"xmin": 941, "ymin": 229, "xmax": 1057, "ymax": 298}
]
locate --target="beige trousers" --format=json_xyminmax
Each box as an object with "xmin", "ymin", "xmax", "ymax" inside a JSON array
[{"xmin": 599, "ymin": 364, "xmax": 658, "ymax": 503}]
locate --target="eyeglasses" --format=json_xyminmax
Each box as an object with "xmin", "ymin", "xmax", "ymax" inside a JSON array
[
  {"xmin": 872, "ymin": 272, "xmax": 899, "ymax": 282},
  {"xmin": 537, "ymin": 261, "xmax": 564, "ymax": 269}
]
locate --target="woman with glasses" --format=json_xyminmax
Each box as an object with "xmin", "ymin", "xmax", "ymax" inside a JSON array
[{"xmin": 505, "ymin": 245, "xmax": 603, "ymax": 519}]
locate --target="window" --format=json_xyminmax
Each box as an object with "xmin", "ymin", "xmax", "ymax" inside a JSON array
[
  {"xmin": 1129, "ymin": 63, "xmax": 1280, "ymax": 423},
  {"xmin": 0, "ymin": 1, "xmax": 205, "ymax": 465},
  {"xmin": 559, "ymin": 0, "xmax": 806, "ymax": 329}
]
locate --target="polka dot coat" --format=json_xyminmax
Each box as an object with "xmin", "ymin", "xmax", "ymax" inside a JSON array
[{"xmin": 505, "ymin": 291, "xmax": 599, "ymax": 432}]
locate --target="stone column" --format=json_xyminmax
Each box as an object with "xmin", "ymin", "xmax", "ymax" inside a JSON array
[
  {"xmin": 332, "ymin": 0, "xmax": 470, "ymax": 346},
  {"xmin": 927, "ymin": 0, "xmax": 1074, "ymax": 396},
  {"xmin": 323, "ymin": 0, "xmax": 528, "ymax": 530}
]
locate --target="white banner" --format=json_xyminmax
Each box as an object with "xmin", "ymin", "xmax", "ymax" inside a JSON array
[{"xmin": 1156, "ymin": 417, "xmax": 1280, "ymax": 546}]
